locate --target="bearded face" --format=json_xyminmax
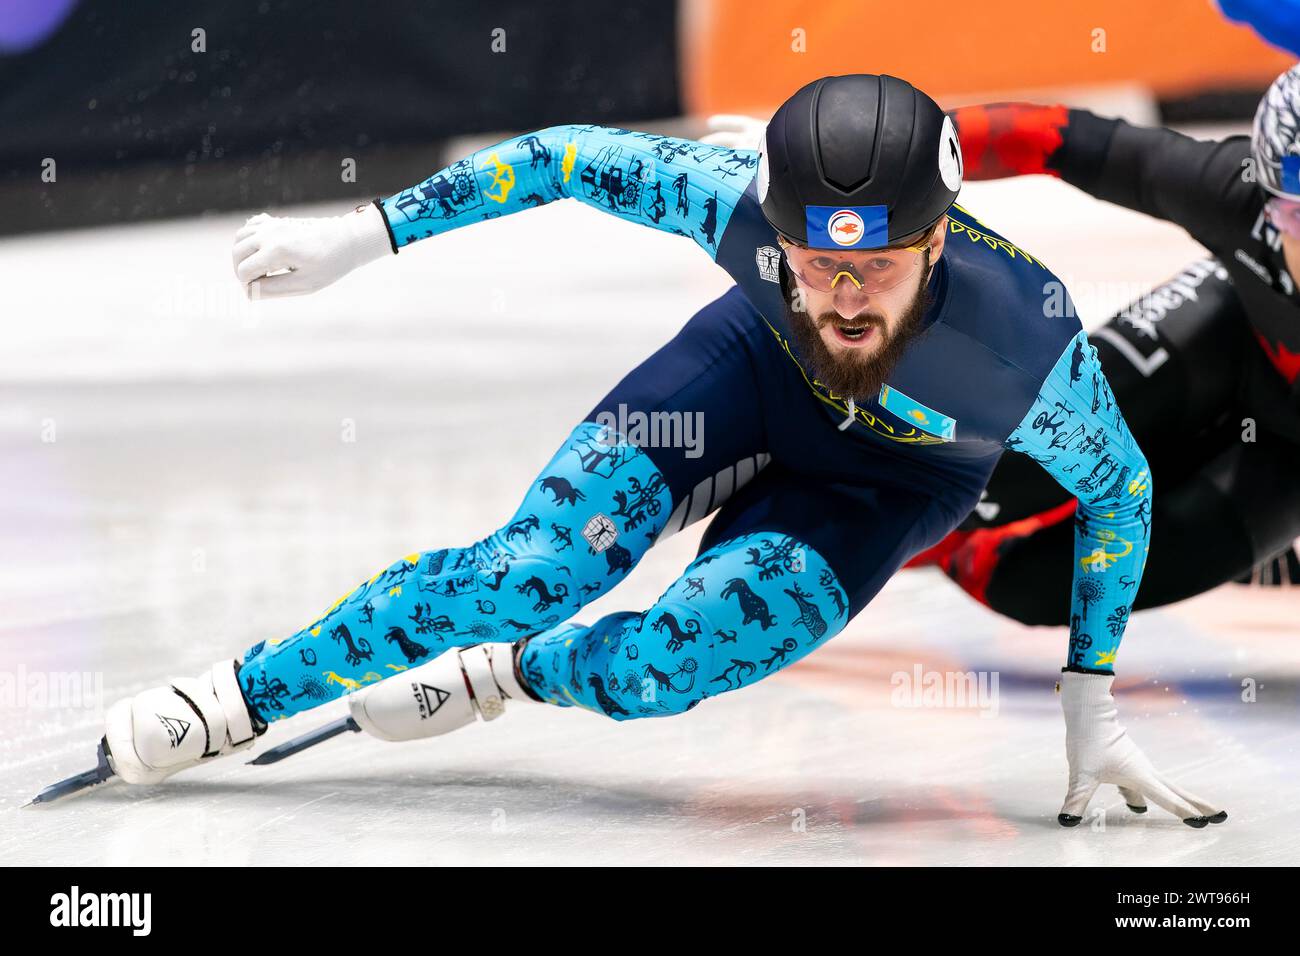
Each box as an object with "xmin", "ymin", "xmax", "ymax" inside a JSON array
[{"xmin": 783, "ymin": 249, "xmax": 934, "ymax": 403}]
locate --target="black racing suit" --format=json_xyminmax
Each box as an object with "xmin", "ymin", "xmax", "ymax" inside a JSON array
[{"xmin": 941, "ymin": 104, "xmax": 1300, "ymax": 620}]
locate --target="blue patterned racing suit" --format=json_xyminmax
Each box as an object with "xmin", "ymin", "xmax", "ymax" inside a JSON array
[{"xmin": 237, "ymin": 125, "xmax": 1150, "ymax": 723}]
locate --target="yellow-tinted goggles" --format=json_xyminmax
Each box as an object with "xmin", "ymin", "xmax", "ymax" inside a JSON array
[{"xmin": 779, "ymin": 235, "xmax": 929, "ymax": 294}]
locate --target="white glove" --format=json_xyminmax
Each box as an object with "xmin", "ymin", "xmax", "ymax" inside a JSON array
[
  {"xmin": 699, "ymin": 114, "xmax": 767, "ymax": 151},
  {"xmin": 232, "ymin": 202, "xmax": 394, "ymax": 299},
  {"xmin": 1058, "ymin": 670, "xmax": 1226, "ymax": 828}
]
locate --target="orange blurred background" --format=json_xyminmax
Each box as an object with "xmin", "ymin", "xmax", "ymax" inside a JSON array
[{"xmin": 682, "ymin": 0, "xmax": 1295, "ymax": 113}]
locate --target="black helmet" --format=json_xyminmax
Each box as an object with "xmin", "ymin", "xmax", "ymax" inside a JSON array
[{"xmin": 758, "ymin": 73, "xmax": 962, "ymax": 249}]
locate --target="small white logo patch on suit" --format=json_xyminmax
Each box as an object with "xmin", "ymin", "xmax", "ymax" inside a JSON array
[
  {"xmin": 582, "ymin": 513, "xmax": 618, "ymax": 552},
  {"xmin": 756, "ymin": 245, "xmax": 781, "ymax": 283}
]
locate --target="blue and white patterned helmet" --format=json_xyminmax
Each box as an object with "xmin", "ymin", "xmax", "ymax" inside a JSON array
[{"xmin": 1253, "ymin": 64, "xmax": 1300, "ymax": 198}]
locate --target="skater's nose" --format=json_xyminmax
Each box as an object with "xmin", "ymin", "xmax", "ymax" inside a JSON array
[{"xmin": 831, "ymin": 285, "xmax": 877, "ymax": 322}]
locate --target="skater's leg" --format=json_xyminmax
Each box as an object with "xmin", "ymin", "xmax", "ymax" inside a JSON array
[
  {"xmin": 90, "ymin": 287, "xmax": 811, "ymax": 786},
  {"xmin": 235, "ymin": 420, "xmax": 670, "ymax": 720},
  {"xmin": 238, "ymin": 287, "xmax": 774, "ymax": 721},
  {"xmin": 313, "ymin": 470, "xmax": 948, "ymax": 746},
  {"xmin": 521, "ymin": 466, "xmax": 952, "ymax": 717},
  {"xmin": 520, "ymin": 532, "xmax": 849, "ymax": 718}
]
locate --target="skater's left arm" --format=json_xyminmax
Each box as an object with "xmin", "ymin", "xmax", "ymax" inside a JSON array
[
  {"xmin": 1006, "ymin": 333, "xmax": 1227, "ymax": 829},
  {"xmin": 1004, "ymin": 330, "xmax": 1152, "ymax": 673}
]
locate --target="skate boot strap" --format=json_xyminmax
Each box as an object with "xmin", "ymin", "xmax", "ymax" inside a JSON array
[
  {"xmin": 460, "ymin": 645, "xmax": 509, "ymax": 721},
  {"xmin": 210, "ymin": 659, "xmax": 258, "ymax": 749}
]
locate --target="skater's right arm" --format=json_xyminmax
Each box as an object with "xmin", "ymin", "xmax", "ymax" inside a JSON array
[
  {"xmin": 233, "ymin": 126, "xmax": 756, "ymax": 297},
  {"xmin": 947, "ymin": 103, "xmax": 1253, "ymax": 251}
]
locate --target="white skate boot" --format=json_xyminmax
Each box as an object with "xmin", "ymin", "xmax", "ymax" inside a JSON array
[
  {"xmin": 102, "ymin": 658, "xmax": 264, "ymax": 785},
  {"xmin": 246, "ymin": 641, "xmax": 539, "ymax": 767},
  {"xmin": 349, "ymin": 642, "xmax": 535, "ymax": 741},
  {"xmin": 28, "ymin": 645, "xmax": 536, "ymax": 802}
]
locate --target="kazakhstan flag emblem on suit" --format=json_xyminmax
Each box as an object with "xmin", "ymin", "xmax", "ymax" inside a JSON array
[{"xmin": 878, "ymin": 385, "xmax": 956, "ymax": 442}]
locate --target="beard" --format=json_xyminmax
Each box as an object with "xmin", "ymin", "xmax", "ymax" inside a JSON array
[{"xmin": 783, "ymin": 258, "xmax": 933, "ymax": 403}]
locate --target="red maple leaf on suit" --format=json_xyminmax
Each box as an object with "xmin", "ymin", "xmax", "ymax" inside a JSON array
[{"xmin": 1254, "ymin": 330, "xmax": 1300, "ymax": 385}]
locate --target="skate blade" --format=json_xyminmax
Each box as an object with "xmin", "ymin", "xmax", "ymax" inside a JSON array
[
  {"xmin": 246, "ymin": 716, "xmax": 360, "ymax": 765},
  {"xmin": 25, "ymin": 740, "xmax": 117, "ymax": 806}
]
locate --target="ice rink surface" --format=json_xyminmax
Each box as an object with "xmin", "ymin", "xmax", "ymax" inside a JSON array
[{"xmin": 1, "ymin": 137, "xmax": 1297, "ymax": 865}]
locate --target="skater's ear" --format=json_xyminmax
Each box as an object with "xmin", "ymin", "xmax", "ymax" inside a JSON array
[{"xmin": 926, "ymin": 215, "xmax": 948, "ymax": 263}]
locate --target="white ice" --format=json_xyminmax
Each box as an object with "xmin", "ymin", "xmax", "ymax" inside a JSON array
[{"xmin": 0, "ymin": 129, "xmax": 1296, "ymax": 865}]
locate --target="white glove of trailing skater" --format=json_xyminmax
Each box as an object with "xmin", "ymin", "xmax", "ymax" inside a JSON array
[
  {"xmin": 1057, "ymin": 670, "xmax": 1226, "ymax": 828},
  {"xmin": 231, "ymin": 201, "xmax": 394, "ymax": 299},
  {"xmin": 699, "ymin": 113, "xmax": 768, "ymax": 151},
  {"xmin": 349, "ymin": 642, "xmax": 536, "ymax": 742},
  {"xmin": 103, "ymin": 659, "xmax": 263, "ymax": 785}
]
